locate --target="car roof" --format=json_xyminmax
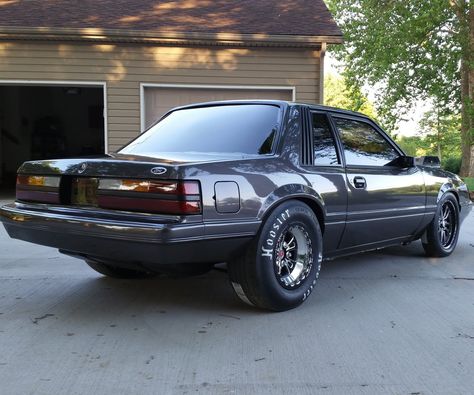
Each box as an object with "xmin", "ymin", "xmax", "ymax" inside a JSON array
[{"xmin": 170, "ymin": 100, "xmax": 373, "ymax": 120}]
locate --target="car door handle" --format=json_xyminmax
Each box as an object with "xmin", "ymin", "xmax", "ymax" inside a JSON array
[{"xmin": 353, "ymin": 176, "xmax": 367, "ymax": 189}]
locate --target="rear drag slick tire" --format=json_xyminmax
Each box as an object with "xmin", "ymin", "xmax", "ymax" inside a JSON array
[{"xmin": 228, "ymin": 200, "xmax": 323, "ymax": 311}]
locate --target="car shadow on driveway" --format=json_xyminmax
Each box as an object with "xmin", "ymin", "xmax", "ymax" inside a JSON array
[
  {"xmin": 2, "ymin": 241, "xmax": 438, "ymax": 321},
  {"xmin": 1, "ymin": 235, "xmax": 470, "ymax": 330}
]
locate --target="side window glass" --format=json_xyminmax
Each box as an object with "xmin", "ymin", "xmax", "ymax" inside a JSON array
[
  {"xmin": 312, "ymin": 113, "xmax": 339, "ymax": 166},
  {"xmin": 333, "ymin": 118, "xmax": 399, "ymax": 166}
]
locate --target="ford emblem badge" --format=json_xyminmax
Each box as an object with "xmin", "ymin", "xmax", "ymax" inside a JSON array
[{"xmin": 151, "ymin": 167, "xmax": 167, "ymax": 176}]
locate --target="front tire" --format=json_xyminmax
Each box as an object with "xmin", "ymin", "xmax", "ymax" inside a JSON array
[
  {"xmin": 422, "ymin": 193, "xmax": 460, "ymax": 257},
  {"xmin": 85, "ymin": 259, "xmax": 158, "ymax": 279},
  {"xmin": 228, "ymin": 201, "xmax": 323, "ymax": 311}
]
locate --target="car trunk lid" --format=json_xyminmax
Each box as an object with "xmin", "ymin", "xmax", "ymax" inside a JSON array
[{"xmin": 16, "ymin": 155, "xmax": 204, "ymax": 215}]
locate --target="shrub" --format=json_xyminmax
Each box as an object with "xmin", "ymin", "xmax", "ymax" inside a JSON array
[
  {"xmin": 464, "ymin": 177, "xmax": 474, "ymax": 191},
  {"xmin": 442, "ymin": 156, "xmax": 461, "ymax": 174}
]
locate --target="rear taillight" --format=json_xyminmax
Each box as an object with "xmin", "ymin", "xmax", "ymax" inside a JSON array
[
  {"xmin": 16, "ymin": 175, "xmax": 61, "ymax": 204},
  {"xmin": 97, "ymin": 179, "xmax": 202, "ymax": 215}
]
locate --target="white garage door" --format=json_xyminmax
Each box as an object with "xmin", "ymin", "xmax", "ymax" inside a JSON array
[{"xmin": 143, "ymin": 86, "xmax": 294, "ymax": 131}]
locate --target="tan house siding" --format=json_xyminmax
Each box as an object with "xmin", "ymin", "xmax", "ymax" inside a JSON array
[{"xmin": 0, "ymin": 41, "xmax": 322, "ymax": 152}]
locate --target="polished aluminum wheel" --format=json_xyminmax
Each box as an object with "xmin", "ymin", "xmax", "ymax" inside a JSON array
[
  {"xmin": 438, "ymin": 200, "xmax": 457, "ymax": 250},
  {"xmin": 274, "ymin": 225, "xmax": 313, "ymax": 288}
]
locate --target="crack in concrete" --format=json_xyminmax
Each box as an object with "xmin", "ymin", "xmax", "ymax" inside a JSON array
[{"xmin": 31, "ymin": 313, "xmax": 55, "ymax": 325}]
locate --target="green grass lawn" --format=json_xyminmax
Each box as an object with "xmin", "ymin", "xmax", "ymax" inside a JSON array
[{"xmin": 464, "ymin": 177, "xmax": 474, "ymax": 191}]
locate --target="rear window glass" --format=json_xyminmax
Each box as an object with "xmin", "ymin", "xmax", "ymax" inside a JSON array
[{"xmin": 120, "ymin": 104, "xmax": 281, "ymax": 156}]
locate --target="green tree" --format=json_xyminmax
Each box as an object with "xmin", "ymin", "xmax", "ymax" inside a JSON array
[
  {"xmin": 396, "ymin": 135, "xmax": 427, "ymax": 157},
  {"xmin": 324, "ymin": 73, "xmax": 378, "ymax": 119},
  {"xmin": 418, "ymin": 109, "xmax": 462, "ymax": 161},
  {"xmin": 326, "ymin": 0, "xmax": 474, "ymax": 177},
  {"xmin": 396, "ymin": 110, "xmax": 462, "ymax": 172}
]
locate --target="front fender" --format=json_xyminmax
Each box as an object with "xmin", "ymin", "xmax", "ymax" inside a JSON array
[
  {"xmin": 422, "ymin": 167, "xmax": 472, "ymax": 225},
  {"xmin": 437, "ymin": 182, "xmax": 458, "ymax": 203},
  {"xmin": 422, "ymin": 167, "xmax": 462, "ymax": 205}
]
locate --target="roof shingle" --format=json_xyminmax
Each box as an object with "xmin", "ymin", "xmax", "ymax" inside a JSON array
[{"xmin": 0, "ymin": 0, "xmax": 342, "ymax": 38}]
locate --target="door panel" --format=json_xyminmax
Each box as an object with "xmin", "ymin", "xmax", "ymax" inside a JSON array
[
  {"xmin": 340, "ymin": 166, "xmax": 425, "ymax": 248},
  {"xmin": 330, "ymin": 115, "xmax": 426, "ymax": 249}
]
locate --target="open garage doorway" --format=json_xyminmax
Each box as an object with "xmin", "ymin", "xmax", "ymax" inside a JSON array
[{"xmin": 0, "ymin": 83, "xmax": 106, "ymax": 193}]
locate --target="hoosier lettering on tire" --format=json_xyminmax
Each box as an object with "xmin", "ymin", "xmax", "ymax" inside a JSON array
[{"xmin": 228, "ymin": 201, "xmax": 323, "ymax": 311}]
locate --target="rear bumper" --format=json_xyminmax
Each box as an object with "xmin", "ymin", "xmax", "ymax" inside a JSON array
[{"xmin": 0, "ymin": 203, "xmax": 259, "ymax": 267}]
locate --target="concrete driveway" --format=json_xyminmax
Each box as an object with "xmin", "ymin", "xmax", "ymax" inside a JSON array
[{"xmin": 0, "ymin": 197, "xmax": 473, "ymax": 395}]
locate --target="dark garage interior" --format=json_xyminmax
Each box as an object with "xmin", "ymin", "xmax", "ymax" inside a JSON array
[{"xmin": 0, "ymin": 85, "xmax": 105, "ymax": 191}]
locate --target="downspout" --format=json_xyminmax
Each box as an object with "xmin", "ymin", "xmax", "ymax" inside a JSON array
[{"xmin": 319, "ymin": 42, "xmax": 327, "ymax": 104}]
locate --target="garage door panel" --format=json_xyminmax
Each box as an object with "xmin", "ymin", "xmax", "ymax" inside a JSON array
[{"xmin": 144, "ymin": 87, "xmax": 293, "ymax": 130}]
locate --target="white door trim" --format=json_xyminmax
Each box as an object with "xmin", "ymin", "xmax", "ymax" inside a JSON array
[
  {"xmin": 139, "ymin": 83, "xmax": 296, "ymax": 132},
  {"xmin": 0, "ymin": 79, "xmax": 108, "ymax": 154}
]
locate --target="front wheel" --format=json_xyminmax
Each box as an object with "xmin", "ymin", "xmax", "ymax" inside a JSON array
[
  {"xmin": 422, "ymin": 193, "xmax": 460, "ymax": 257},
  {"xmin": 228, "ymin": 201, "xmax": 323, "ymax": 311}
]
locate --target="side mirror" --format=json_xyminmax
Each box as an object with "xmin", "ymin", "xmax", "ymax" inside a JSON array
[
  {"xmin": 415, "ymin": 156, "xmax": 441, "ymax": 168},
  {"xmin": 386, "ymin": 156, "xmax": 415, "ymax": 168},
  {"xmin": 398, "ymin": 155, "xmax": 415, "ymax": 168}
]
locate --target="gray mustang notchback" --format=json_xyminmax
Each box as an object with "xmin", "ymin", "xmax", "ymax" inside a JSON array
[{"xmin": 1, "ymin": 101, "xmax": 471, "ymax": 311}]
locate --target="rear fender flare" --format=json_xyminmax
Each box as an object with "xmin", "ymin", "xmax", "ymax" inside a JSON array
[{"xmin": 257, "ymin": 184, "xmax": 325, "ymax": 224}]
